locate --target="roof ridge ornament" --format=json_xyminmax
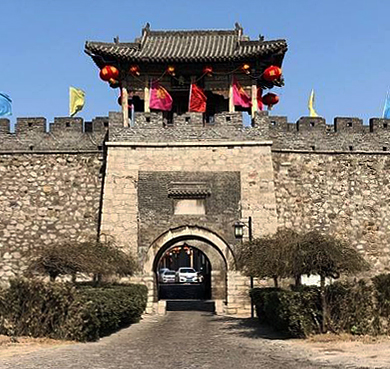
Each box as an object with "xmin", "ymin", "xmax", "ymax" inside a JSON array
[
  {"xmin": 235, "ymin": 22, "xmax": 244, "ymax": 49},
  {"xmin": 140, "ymin": 22, "xmax": 151, "ymax": 49},
  {"xmin": 235, "ymin": 22, "xmax": 243, "ymax": 37}
]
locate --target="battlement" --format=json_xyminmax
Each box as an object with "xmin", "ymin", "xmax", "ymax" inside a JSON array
[
  {"xmin": 268, "ymin": 115, "xmax": 390, "ymax": 151},
  {"xmin": 2, "ymin": 112, "xmax": 390, "ymax": 153},
  {"xmin": 108, "ymin": 111, "xmax": 390, "ymax": 152},
  {"xmin": 0, "ymin": 117, "xmax": 108, "ymax": 152}
]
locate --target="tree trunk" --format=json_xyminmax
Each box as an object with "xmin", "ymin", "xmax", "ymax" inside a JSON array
[
  {"xmin": 273, "ymin": 276, "xmax": 279, "ymax": 288},
  {"xmin": 93, "ymin": 273, "xmax": 103, "ymax": 287},
  {"xmin": 320, "ymin": 274, "xmax": 327, "ymax": 333},
  {"xmin": 294, "ymin": 275, "xmax": 301, "ymax": 287}
]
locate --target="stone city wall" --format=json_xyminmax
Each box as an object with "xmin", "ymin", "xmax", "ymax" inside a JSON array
[
  {"xmin": 273, "ymin": 152, "xmax": 390, "ymax": 274},
  {"xmin": 0, "ymin": 153, "xmax": 103, "ymax": 281},
  {"xmin": 2, "ymin": 111, "xmax": 390, "ymax": 284}
]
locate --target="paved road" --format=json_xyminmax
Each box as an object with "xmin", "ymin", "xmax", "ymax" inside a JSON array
[{"xmin": 0, "ymin": 311, "xmax": 347, "ymax": 369}]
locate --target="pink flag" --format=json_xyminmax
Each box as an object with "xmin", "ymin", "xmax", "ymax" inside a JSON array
[
  {"xmin": 149, "ymin": 81, "xmax": 173, "ymax": 111},
  {"xmin": 232, "ymin": 77, "xmax": 252, "ymax": 108}
]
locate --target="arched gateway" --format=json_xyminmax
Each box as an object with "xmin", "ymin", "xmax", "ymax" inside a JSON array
[{"xmin": 143, "ymin": 226, "xmax": 233, "ymax": 312}]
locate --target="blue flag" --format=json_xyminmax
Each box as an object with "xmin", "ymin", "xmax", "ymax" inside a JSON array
[
  {"xmin": 383, "ymin": 92, "xmax": 390, "ymax": 119},
  {"xmin": 0, "ymin": 93, "xmax": 12, "ymax": 117}
]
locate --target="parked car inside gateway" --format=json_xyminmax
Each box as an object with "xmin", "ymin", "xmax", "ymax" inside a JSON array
[
  {"xmin": 160, "ymin": 270, "xmax": 176, "ymax": 284},
  {"xmin": 176, "ymin": 267, "xmax": 199, "ymax": 283}
]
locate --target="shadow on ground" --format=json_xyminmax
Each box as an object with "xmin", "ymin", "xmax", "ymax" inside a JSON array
[
  {"xmin": 166, "ymin": 300, "xmax": 215, "ymax": 312},
  {"xmin": 216, "ymin": 315, "xmax": 293, "ymax": 340}
]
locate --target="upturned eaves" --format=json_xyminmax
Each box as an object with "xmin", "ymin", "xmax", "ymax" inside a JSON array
[{"xmin": 85, "ymin": 29, "xmax": 287, "ymax": 65}]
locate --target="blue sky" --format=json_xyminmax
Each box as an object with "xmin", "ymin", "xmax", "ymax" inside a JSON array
[{"xmin": 1, "ymin": 0, "xmax": 390, "ymax": 126}]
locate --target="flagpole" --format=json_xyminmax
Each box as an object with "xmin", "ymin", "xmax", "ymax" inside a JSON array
[
  {"xmin": 188, "ymin": 80, "xmax": 193, "ymax": 113},
  {"xmin": 144, "ymin": 77, "xmax": 150, "ymax": 113},
  {"xmin": 382, "ymin": 91, "xmax": 389, "ymax": 118},
  {"xmin": 251, "ymin": 81, "xmax": 258, "ymax": 118},
  {"xmin": 121, "ymin": 86, "xmax": 129, "ymax": 127},
  {"xmin": 229, "ymin": 76, "xmax": 235, "ymax": 113}
]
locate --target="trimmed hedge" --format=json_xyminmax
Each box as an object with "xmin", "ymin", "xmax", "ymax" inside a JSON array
[
  {"xmin": 251, "ymin": 280, "xmax": 386, "ymax": 337},
  {"xmin": 326, "ymin": 281, "xmax": 378, "ymax": 335},
  {"xmin": 0, "ymin": 278, "xmax": 147, "ymax": 342},
  {"xmin": 372, "ymin": 273, "xmax": 390, "ymax": 317},
  {"xmin": 251, "ymin": 287, "xmax": 322, "ymax": 337}
]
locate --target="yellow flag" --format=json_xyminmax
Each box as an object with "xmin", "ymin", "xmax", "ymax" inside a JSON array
[
  {"xmin": 69, "ymin": 87, "xmax": 85, "ymax": 117},
  {"xmin": 308, "ymin": 89, "xmax": 318, "ymax": 117}
]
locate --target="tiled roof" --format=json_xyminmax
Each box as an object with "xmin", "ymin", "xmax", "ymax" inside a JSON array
[
  {"xmin": 85, "ymin": 24, "xmax": 287, "ymax": 64},
  {"xmin": 168, "ymin": 182, "xmax": 211, "ymax": 198}
]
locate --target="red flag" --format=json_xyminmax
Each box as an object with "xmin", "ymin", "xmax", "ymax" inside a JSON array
[
  {"xmin": 232, "ymin": 77, "xmax": 252, "ymax": 108},
  {"xmin": 189, "ymin": 83, "xmax": 207, "ymax": 113},
  {"xmin": 149, "ymin": 81, "xmax": 173, "ymax": 111},
  {"xmin": 257, "ymin": 87, "xmax": 263, "ymax": 111}
]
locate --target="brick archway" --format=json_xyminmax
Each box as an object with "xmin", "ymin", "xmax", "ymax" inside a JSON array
[{"xmin": 143, "ymin": 225, "xmax": 235, "ymax": 273}]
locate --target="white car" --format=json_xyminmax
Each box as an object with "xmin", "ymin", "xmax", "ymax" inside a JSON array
[
  {"xmin": 176, "ymin": 267, "xmax": 199, "ymax": 283},
  {"xmin": 160, "ymin": 270, "xmax": 176, "ymax": 284},
  {"xmin": 157, "ymin": 268, "xmax": 170, "ymax": 281}
]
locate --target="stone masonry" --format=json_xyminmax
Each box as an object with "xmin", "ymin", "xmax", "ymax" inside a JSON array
[{"xmin": 2, "ymin": 111, "xmax": 390, "ymax": 315}]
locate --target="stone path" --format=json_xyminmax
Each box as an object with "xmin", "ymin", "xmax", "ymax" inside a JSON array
[{"xmin": 0, "ymin": 311, "xmax": 367, "ymax": 369}]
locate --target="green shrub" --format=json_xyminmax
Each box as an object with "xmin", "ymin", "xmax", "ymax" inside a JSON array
[
  {"xmin": 0, "ymin": 278, "xmax": 147, "ymax": 342},
  {"xmin": 252, "ymin": 282, "xmax": 381, "ymax": 337},
  {"xmin": 326, "ymin": 280, "xmax": 378, "ymax": 335},
  {"xmin": 26, "ymin": 235, "xmax": 137, "ymax": 282},
  {"xmin": 70, "ymin": 284, "xmax": 148, "ymax": 340},
  {"xmin": 372, "ymin": 273, "xmax": 390, "ymax": 317},
  {"xmin": 0, "ymin": 278, "xmax": 76, "ymax": 338},
  {"xmin": 251, "ymin": 288, "xmax": 322, "ymax": 337}
]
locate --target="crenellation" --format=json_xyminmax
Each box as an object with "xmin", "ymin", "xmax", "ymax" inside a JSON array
[
  {"xmin": 91, "ymin": 117, "xmax": 110, "ymax": 133},
  {"xmin": 15, "ymin": 117, "xmax": 46, "ymax": 134},
  {"xmin": 2, "ymin": 112, "xmax": 390, "ymax": 153},
  {"xmin": 0, "ymin": 119, "xmax": 10, "ymax": 134},
  {"xmin": 268, "ymin": 116, "xmax": 288, "ymax": 130},
  {"xmin": 296, "ymin": 116, "xmax": 326, "ymax": 132},
  {"xmin": 50, "ymin": 117, "xmax": 83, "ymax": 133},
  {"xmin": 334, "ymin": 117, "xmax": 364, "ymax": 133},
  {"xmin": 0, "ymin": 116, "xmax": 107, "ymax": 152},
  {"xmin": 369, "ymin": 118, "xmax": 390, "ymax": 133}
]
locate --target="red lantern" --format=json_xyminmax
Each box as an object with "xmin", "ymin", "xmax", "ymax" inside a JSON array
[
  {"xmin": 263, "ymin": 66, "xmax": 282, "ymax": 82},
  {"xmin": 262, "ymin": 93, "xmax": 279, "ymax": 109},
  {"xmin": 167, "ymin": 66, "xmax": 176, "ymax": 76},
  {"xmin": 99, "ymin": 65, "xmax": 119, "ymax": 81},
  {"xmin": 203, "ymin": 66, "xmax": 213, "ymax": 76},
  {"xmin": 241, "ymin": 63, "xmax": 251, "ymax": 74},
  {"xmin": 129, "ymin": 65, "xmax": 140, "ymax": 76}
]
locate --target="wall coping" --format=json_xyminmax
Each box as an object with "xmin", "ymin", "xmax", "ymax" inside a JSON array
[
  {"xmin": 0, "ymin": 150, "xmax": 102, "ymax": 155},
  {"xmin": 272, "ymin": 149, "xmax": 390, "ymax": 155},
  {"xmin": 105, "ymin": 140, "xmax": 273, "ymax": 148}
]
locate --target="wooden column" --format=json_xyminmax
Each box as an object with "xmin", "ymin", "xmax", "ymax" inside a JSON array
[
  {"xmin": 229, "ymin": 78, "xmax": 235, "ymax": 113},
  {"xmin": 121, "ymin": 86, "xmax": 129, "ymax": 127},
  {"xmin": 144, "ymin": 77, "xmax": 150, "ymax": 113},
  {"xmin": 251, "ymin": 82, "xmax": 258, "ymax": 117}
]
